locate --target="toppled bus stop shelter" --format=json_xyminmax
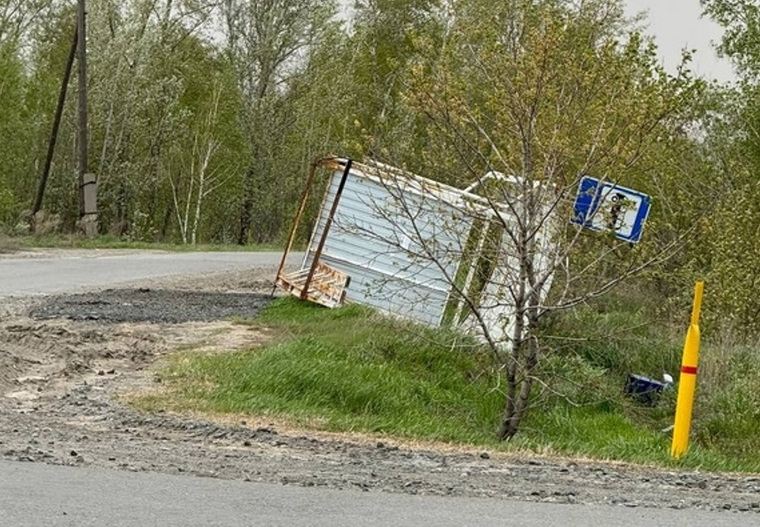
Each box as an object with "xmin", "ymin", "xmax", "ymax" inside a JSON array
[{"xmin": 275, "ymin": 157, "xmax": 556, "ymax": 345}]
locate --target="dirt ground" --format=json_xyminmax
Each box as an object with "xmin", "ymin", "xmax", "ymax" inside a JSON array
[{"xmin": 1, "ymin": 264, "xmax": 759, "ymax": 515}]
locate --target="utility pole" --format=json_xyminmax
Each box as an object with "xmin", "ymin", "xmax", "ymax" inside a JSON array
[
  {"xmin": 32, "ymin": 26, "xmax": 78, "ymax": 221},
  {"xmin": 78, "ymin": 0, "xmax": 97, "ymax": 237}
]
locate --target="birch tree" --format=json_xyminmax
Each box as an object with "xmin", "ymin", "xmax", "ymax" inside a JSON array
[
  {"xmin": 167, "ymin": 75, "xmax": 243, "ymax": 245},
  {"xmin": 85, "ymin": 0, "xmax": 222, "ymax": 239},
  {"xmin": 220, "ymin": 0, "xmax": 336, "ymax": 244}
]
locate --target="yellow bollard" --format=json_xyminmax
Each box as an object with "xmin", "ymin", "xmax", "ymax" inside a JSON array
[{"xmin": 671, "ymin": 281, "xmax": 704, "ymax": 459}]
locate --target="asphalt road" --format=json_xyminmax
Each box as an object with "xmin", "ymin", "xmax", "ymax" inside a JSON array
[
  {"xmin": 2, "ymin": 460, "xmax": 755, "ymax": 527},
  {"xmin": 0, "ymin": 249, "xmax": 756, "ymax": 526},
  {"xmin": 0, "ymin": 250, "xmax": 301, "ymax": 298}
]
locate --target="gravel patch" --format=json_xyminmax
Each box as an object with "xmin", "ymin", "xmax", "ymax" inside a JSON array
[{"xmin": 30, "ymin": 288, "xmax": 274, "ymax": 324}]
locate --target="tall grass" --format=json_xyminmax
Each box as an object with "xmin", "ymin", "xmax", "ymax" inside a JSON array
[{"xmin": 532, "ymin": 291, "xmax": 760, "ymax": 470}]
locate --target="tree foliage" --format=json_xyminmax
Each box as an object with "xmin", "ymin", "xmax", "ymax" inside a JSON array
[
  {"xmin": 0, "ymin": 0, "xmax": 756, "ymax": 438},
  {"xmin": 697, "ymin": 1, "xmax": 760, "ymax": 333},
  {"xmin": 384, "ymin": 0, "xmax": 705, "ymax": 438}
]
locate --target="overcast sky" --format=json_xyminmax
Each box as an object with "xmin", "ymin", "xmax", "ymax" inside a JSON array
[
  {"xmin": 625, "ymin": 0, "xmax": 734, "ymax": 82},
  {"xmin": 339, "ymin": 0, "xmax": 734, "ymax": 82}
]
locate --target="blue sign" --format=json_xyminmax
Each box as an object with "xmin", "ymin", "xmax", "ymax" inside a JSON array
[{"xmin": 572, "ymin": 176, "xmax": 652, "ymax": 244}]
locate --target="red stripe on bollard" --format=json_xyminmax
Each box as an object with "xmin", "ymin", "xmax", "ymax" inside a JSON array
[{"xmin": 680, "ymin": 365, "xmax": 698, "ymax": 375}]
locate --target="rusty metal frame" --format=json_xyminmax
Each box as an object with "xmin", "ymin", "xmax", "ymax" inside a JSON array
[
  {"xmin": 274, "ymin": 156, "xmax": 351, "ymax": 304},
  {"xmin": 299, "ymin": 159, "xmax": 353, "ymax": 300},
  {"xmin": 273, "ymin": 157, "xmax": 321, "ymax": 295}
]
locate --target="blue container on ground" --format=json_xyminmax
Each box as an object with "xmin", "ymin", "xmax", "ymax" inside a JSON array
[{"xmin": 625, "ymin": 374, "xmax": 667, "ymax": 406}]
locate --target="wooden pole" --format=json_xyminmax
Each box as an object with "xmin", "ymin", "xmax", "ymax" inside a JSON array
[
  {"xmin": 77, "ymin": 0, "xmax": 87, "ymax": 215},
  {"xmin": 32, "ymin": 26, "xmax": 78, "ymax": 220}
]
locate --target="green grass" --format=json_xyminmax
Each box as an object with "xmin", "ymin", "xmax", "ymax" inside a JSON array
[
  {"xmin": 512, "ymin": 403, "xmax": 760, "ymax": 472},
  {"xmin": 133, "ymin": 295, "xmax": 760, "ymax": 472},
  {"xmin": 14, "ymin": 234, "xmax": 281, "ymax": 252},
  {"xmin": 139, "ymin": 298, "xmax": 503, "ymax": 444}
]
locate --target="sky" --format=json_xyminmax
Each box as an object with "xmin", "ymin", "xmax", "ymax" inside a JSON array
[{"xmin": 624, "ymin": 0, "xmax": 734, "ymax": 82}]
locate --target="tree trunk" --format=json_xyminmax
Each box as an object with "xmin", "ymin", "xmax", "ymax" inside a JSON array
[
  {"xmin": 237, "ymin": 164, "xmax": 255, "ymax": 245},
  {"xmin": 498, "ymin": 333, "xmax": 540, "ymax": 440},
  {"xmin": 159, "ymin": 205, "xmax": 172, "ymax": 240},
  {"xmin": 191, "ymin": 142, "xmax": 212, "ymax": 246}
]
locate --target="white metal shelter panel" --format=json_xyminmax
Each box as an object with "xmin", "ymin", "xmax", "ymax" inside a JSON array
[{"xmin": 305, "ymin": 167, "xmax": 473, "ymax": 326}]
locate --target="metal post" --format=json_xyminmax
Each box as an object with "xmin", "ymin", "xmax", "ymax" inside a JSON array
[
  {"xmin": 300, "ymin": 159, "xmax": 352, "ymax": 300},
  {"xmin": 671, "ymin": 281, "xmax": 704, "ymax": 459}
]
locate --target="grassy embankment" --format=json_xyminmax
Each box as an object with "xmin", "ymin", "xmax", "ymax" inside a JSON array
[
  {"xmin": 0, "ymin": 230, "xmax": 19, "ymax": 253},
  {"xmin": 132, "ymin": 294, "xmax": 760, "ymax": 473},
  {"xmin": 4, "ymin": 234, "xmax": 280, "ymax": 252}
]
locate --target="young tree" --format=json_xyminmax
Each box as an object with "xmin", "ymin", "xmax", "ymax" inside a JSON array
[
  {"xmin": 365, "ymin": 0, "xmax": 704, "ymax": 439},
  {"xmin": 167, "ymin": 70, "xmax": 245, "ymax": 245}
]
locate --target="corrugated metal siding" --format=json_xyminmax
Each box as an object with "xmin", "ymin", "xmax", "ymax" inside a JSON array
[
  {"xmin": 305, "ymin": 168, "xmax": 473, "ymax": 326},
  {"xmin": 466, "ymin": 203, "xmax": 558, "ymax": 346}
]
